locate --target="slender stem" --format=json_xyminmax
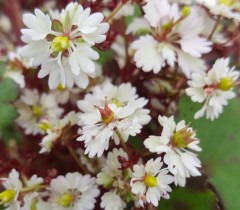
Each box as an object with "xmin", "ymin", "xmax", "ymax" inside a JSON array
[
  {"xmin": 208, "ymin": 16, "xmax": 221, "ymax": 40},
  {"xmin": 67, "ymin": 146, "xmax": 88, "ymax": 174},
  {"xmin": 105, "ymin": 1, "xmax": 129, "ymax": 22},
  {"xmin": 21, "ymin": 185, "xmax": 48, "ymax": 193},
  {"xmin": 114, "ymin": 128, "xmax": 130, "ymax": 156},
  {"xmin": 224, "ymin": 33, "xmax": 240, "ymax": 45}
]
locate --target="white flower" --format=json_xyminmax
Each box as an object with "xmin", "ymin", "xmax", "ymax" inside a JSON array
[
  {"xmin": 39, "ymin": 111, "xmax": 78, "ymax": 153},
  {"xmin": 101, "ymin": 192, "xmax": 126, "ymax": 210},
  {"xmin": 97, "ymin": 148, "xmax": 131, "ymax": 187},
  {"xmin": 197, "ymin": 0, "xmax": 240, "ymax": 20},
  {"xmin": 144, "ymin": 116, "xmax": 202, "ymax": 187},
  {"xmin": 186, "ymin": 58, "xmax": 239, "ymax": 120},
  {"xmin": 129, "ymin": 0, "xmax": 211, "ymax": 77},
  {"xmin": 21, "ymin": 192, "xmax": 39, "ymax": 210},
  {"xmin": 111, "ymin": 35, "xmax": 127, "ymax": 69},
  {"xmin": 0, "ymin": 169, "xmax": 22, "ymax": 210},
  {"xmin": 26, "ymin": 175, "xmax": 43, "ymax": 187},
  {"xmin": 49, "ymin": 172, "xmax": 99, "ymax": 210},
  {"xmin": 97, "ymin": 148, "xmax": 133, "ymax": 210},
  {"xmin": 77, "ymin": 82, "xmax": 151, "ymax": 157},
  {"xmin": 15, "ymin": 89, "xmax": 63, "ymax": 135},
  {"xmin": 130, "ymin": 158, "xmax": 173, "ymax": 207},
  {"xmin": 20, "ymin": 3, "xmax": 109, "ymax": 89},
  {"xmin": 4, "ymin": 47, "xmax": 34, "ymax": 88}
]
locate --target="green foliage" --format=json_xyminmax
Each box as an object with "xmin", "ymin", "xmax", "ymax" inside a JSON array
[
  {"xmin": 0, "ymin": 78, "xmax": 18, "ymax": 102},
  {"xmin": 0, "ymin": 63, "xmax": 19, "ymax": 143},
  {"xmin": 0, "ymin": 103, "xmax": 17, "ymax": 128},
  {"xmin": 158, "ymin": 186, "xmax": 215, "ymax": 210},
  {"xmin": 0, "ymin": 61, "xmax": 7, "ymax": 77},
  {"xmin": 177, "ymin": 96, "xmax": 240, "ymax": 210}
]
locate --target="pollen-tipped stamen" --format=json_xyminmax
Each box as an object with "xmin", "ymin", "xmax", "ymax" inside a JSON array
[
  {"xmin": 51, "ymin": 36, "xmax": 69, "ymax": 53},
  {"xmin": 0, "ymin": 189, "xmax": 16, "ymax": 204}
]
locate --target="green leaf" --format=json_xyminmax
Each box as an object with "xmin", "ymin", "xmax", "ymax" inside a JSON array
[
  {"xmin": 0, "ymin": 78, "xmax": 18, "ymax": 102},
  {"xmin": 178, "ymin": 96, "xmax": 240, "ymax": 210},
  {"xmin": 96, "ymin": 49, "xmax": 114, "ymax": 64},
  {"xmin": 0, "ymin": 103, "xmax": 17, "ymax": 128},
  {"xmin": 124, "ymin": 4, "xmax": 141, "ymax": 25},
  {"xmin": 0, "ymin": 62, "xmax": 7, "ymax": 77},
  {"xmin": 158, "ymin": 186, "xmax": 215, "ymax": 210}
]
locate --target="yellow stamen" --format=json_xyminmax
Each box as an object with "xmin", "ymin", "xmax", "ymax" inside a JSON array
[
  {"xmin": 38, "ymin": 122, "xmax": 51, "ymax": 132},
  {"xmin": 32, "ymin": 105, "xmax": 42, "ymax": 117},
  {"xmin": 0, "ymin": 189, "xmax": 16, "ymax": 204},
  {"xmin": 219, "ymin": 0, "xmax": 234, "ymax": 6},
  {"xmin": 218, "ymin": 77, "xmax": 234, "ymax": 91},
  {"xmin": 51, "ymin": 36, "xmax": 69, "ymax": 53},
  {"xmin": 171, "ymin": 126, "xmax": 194, "ymax": 148},
  {"xmin": 111, "ymin": 98, "xmax": 123, "ymax": 108},
  {"xmin": 181, "ymin": 6, "xmax": 191, "ymax": 17},
  {"xmin": 144, "ymin": 175, "xmax": 158, "ymax": 188},
  {"xmin": 57, "ymin": 193, "xmax": 73, "ymax": 207}
]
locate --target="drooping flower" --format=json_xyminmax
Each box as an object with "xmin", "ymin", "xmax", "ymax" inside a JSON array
[
  {"xmin": 20, "ymin": 2, "xmax": 109, "ymax": 89},
  {"xmin": 49, "ymin": 172, "xmax": 100, "ymax": 210},
  {"xmin": 186, "ymin": 58, "xmax": 239, "ymax": 120},
  {"xmin": 130, "ymin": 158, "xmax": 173, "ymax": 207},
  {"xmin": 144, "ymin": 116, "xmax": 202, "ymax": 187},
  {"xmin": 97, "ymin": 148, "xmax": 132, "ymax": 210},
  {"xmin": 77, "ymin": 82, "xmax": 151, "ymax": 157}
]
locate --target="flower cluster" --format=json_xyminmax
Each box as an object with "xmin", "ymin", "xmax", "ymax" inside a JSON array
[
  {"xmin": 20, "ymin": 2, "xmax": 109, "ymax": 89},
  {"xmin": 0, "ymin": 0, "xmax": 239, "ymax": 209}
]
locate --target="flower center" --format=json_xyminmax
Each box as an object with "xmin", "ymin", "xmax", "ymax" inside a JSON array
[
  {"xmin": 144, "ymin": 175, "xmax": 158, "ymax": 187},
  {"xmin": 51, "ymin": 36, "xmax": 69, "ymax": 53},
  {"xmin": 38, "ymin": 121, "xmax": 52, "ymax": 132},
  {"xmin": 32, "ymin": 105, "xmax": 42, "ymax": 117},
  {"xmin": 0, "ymin": 189, "xmax": 16, "ymax": 204},
  {"xmin": 219, "ymin": 0, "xmax": 234, "ymax": 6},
  {"xmin": 111, "ymin": 98, "xmax": 123, "ymax": 108},
  {"xmin": 96, "ymin": 101, "xmax": 115, "ymax": 124},
  {"xmin": 57, "ymin": 193, "xmax": 73, "ymax": 207},
  {"xmin": 171, "ymin": 126, "xmax": 194, "ymax": 148},
  {"xmin": 217, "ymin": 77, "xmax": 234, "ymax": 91}
]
